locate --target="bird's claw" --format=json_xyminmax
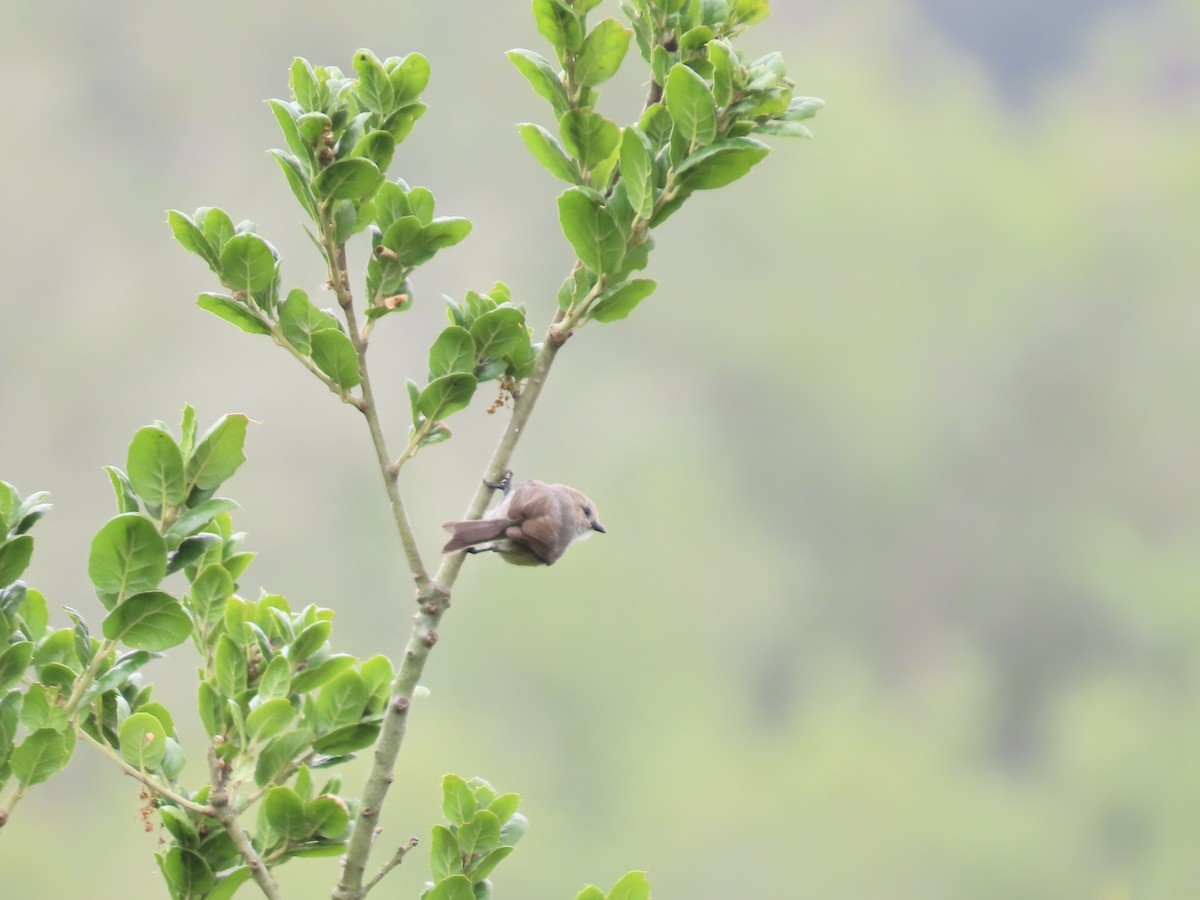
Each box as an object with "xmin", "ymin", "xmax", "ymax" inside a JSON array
[{"xmin": 484, "ymin": 469, "xmax": 513, "ymax": 495}]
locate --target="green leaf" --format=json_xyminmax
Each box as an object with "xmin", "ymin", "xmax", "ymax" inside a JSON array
[
  {"xmin": 102, "ymin": 591, "xmax": 192, "ymax": 651},
  {"xmin": 467, "ymin": 846, "xmax": 513, "ymax": 882},
  {"xmin": 83, "ymin": 649, "xmax": 161, "ymax": 704},
  {"xmin": 247, "ymin": 698, "xmax": 296, "ymax": 743},
  {"xmin": 197, "ymin": 681, "xmax": 225, "ymax": 737},
  {"xmin": 254, "ymin": 730, "xmax": 313, "ymax": 786},
  {"xmin": 187, "ymin": 414, "xmax": 249, "ymax": 492},
  {"xmin": 219, "ymin": 233, "xmax": 277, "ymax": 293},
  {"xmin": 11, "ymin": 727, "xmax": 74, "ymax": 786},
  {"xmin": 532, "ymin": 0, "xmax": 583, "ymax": 53},
  {"xmin": 0, "ymin": 536, "xmax": 32, "ymax": 588},
  {"xmin": 487, "ymin": 792, "xmax": 521, "ymax": 825},
  {"xmin": 316, "ymin": 670, "xmax": 367, "ymax": 732},
  {"xmin": 257, "ymin": 655, "xmax": 292, "ymax": 701},
  {"xmin": 608, "ymin": 870, "xmax": 652, "ymax": 900},
  {"xmin": 164, "ymin": 498, "xmax": 239, "ymax": 545},
  {"xmin": 407, "ymin": 187, "xmax": 436, "ymax": 224},
  {"xmin": 353, "ymin": 49, "xmax": 394, "ymax": 115},
  {"xmin": 589, "ymin": 278, "xmax": 656, "ymax": 323},
  {"xmin": 0, "ymin": 641, "xmax": 32, "ymax": 694},
  {"xmin": 666, "ymin": 63, "xmax": 717, "ymax": 149},
  {"xmin": 418, "ymin": 374, "xmax": 478, "ymax": 421},
  {"xmin": 270, "ymin": 150, "xmax": 318, "ymax": 220},
  {"xmin": 388, "ymin": 52, "xmax": 431, "ymax": 108},
  {"xmin": 360, "ymin": 654, "xmax": 394, "ymax": 713},
  {"xmin": 429, "ymin": 327, "xmax": 478, "ymax": 380},
  {"xmin": 442, "ymin": 773, "xmax": 477, "ymax": 826},
  {"xmin": 576, "ymin": 887, "xmax": 606, "ymax": 900},
  {"xmin": 289, "ymin": 57, "xmax": 325, "ymax": 112},
  {"xmin": 557, "ymin": 187, "xmax": 625, "ymax": 274},
  {"xmin": 206, "ymin": 867, "xmax": 253, "ymax": 900},
  {"xmin": 517, "ymin": 124, "xmax": 580, "ymax": 185},
  {"xmin": 88, "ymin": 514, "xmax": 166, "ymax": 605},
  {"xmin": 458, "ymin": 810, "xmax": 500, "ymax": 857},
  {"xmin": 314, "ymin": 158, "xmax": 384, "ymax": 202},
  {"xmin": 126, "ymin": 426, "xmax": 186, "ymax": 510},
  {"xmin": 620, "ymin": 128, "xmax": 655, "ymax": 221},
  {"xmin": 215, "ymin": 633, "xmax": 247, "ymax": 697},
  {"xmin": 196, "ymin": 292, "xmax": 271, "ymax": 336},
  {"xmin": 159, "ymin": 805, "xmax": 198, "ymax": 845},
  {"xmin": 288, "ymin": 620, "xmax": 332, "ymax": 665},
  {"xmin": 306, "ymin": 794, "xmax": 350, "ymax": 839},
  {"xmin": 17, "ymin": 587, "xmax": 48, "ymax": 641},
  {"xmin": 159, "ymin": 847, "xmax": 215, "ymax": 895},
  {"xmin": 167, "ymin": 210, "xmax": 219, "ymax": 271},
  {"xmin": 469, "ymin": 307, "xmax": 527, "ymax": 360},
  {"xmin": 350, "ymin": 131, "xmax": 396, "ymax": 173},
  {"xmin": 311, "ymin": 721, "xmax": 380, "ymax": 755},
  {"xmin": 186, "ymin": 563, "xmax": 233, "ymax": 631},
  {"xmin": 119, "ymin": 712, "xmax": 167, "ymax": 769},
  {"xmin": 289, "ymin": 653, "xmax": 356, "ymax": 694},
  {"xmin": 430, "ymin": 825, "xmax": 462, "ymax": 881},
  {"xmin": 420, "ymin": 217, "xmax": 473, "ymax": 258},
  {"xmin": 279, "ymin": 288, "xmax": 338, "ymax": 355},
  {"xmin": 559, "ymin": 109, "xmax": 620, "ymax": 168},
  {"xmin": 675, "ymin": 136, "xmax": 770, "ymax": 189},
  {"xmin": 506, "ymin": 49, "xmax": 570, "ymax": 116},
  {"xmin": 265, "ymin": 786, "xmax": 310, "ymax": 840},
  {"xmin": 731, "ymin": 0, "xmax": 770, "ymax": 25},
  {"xmin": 574, "ymin": 18, "xmax": 632, "ymax": 87},
  {"xmin": 310, "ymin": 329, "xmax": 362, "ymax": 391},
  {"xmin": 498, "ymin": 811, "xmax": 528, "ymax": 846}
]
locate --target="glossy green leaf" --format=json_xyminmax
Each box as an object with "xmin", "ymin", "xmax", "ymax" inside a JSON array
[
  {"xmin": 102, "ymin": 590, "xmax": 191, "ymax": 651},
  {"xmin": 316, "ymin": 670, "xmax": 367, "ymax": 732},
  {"xmin": 666, "ymin": 63, "xmax": 717, "ymax": 149},
  {"xmin": 164, "ymin": 498, "xmax": 238, "ymax": 545},
  {"xmin": 215, "ymin": 633, "xmax": 247, "ymax": 697},
  {"xmin": 557, "ymin": 187, "xmax": 625, "ymax": 274},
  {"xmin": 196, "ymin": 293, "xmax": 271, "ymax": 335},
  {"xmin": 469, "ymin": 307, "xmax": 526, "ymax": 360},
  {"xmin": 675, "ymin": 136, "xmax": 770, "ymax": 188},
  {"xmin": 458, "ymin": 810, "xmax": 500, "ymax": 857},
  {"xmin": 517, "ymin": 124, "xmax": 580, "ymax": 184},
  {"xmin": 219, "ymin": 233, "xmax": 277, "ymax": 293},
  {"xmin": 313, "ymin": 158, "xmax": 383, "ymax": 202},
  {"xmin": 11, "ymin": 727, "xmax": 74, "ymax": 786},
  {"xmin": 467, "ymin": 846, "xmax": 514, "ymax": 882},
  {"xmin": 0, "ymin": 536, "xmax": 32, "ymax": 588},
  {"xmin": 589, "ymin": 278, "xmax": 656, "ymax": 323},
  {"xmin": 254, "ymin": 730, "xmax": 313, "ymax": 787},
  {"xmin": 83, "ymin": 649, "xmax": 160, "ymax": 705},
  {"xmin": 353, "ymin": 49, "xmax": 394, "ymax": 114},
  {"xmin": 389, "ymin": 52, "xmax": 431, "ymax": 108},
  {"xmin": 731, "ymin": 0, "xmax": 770, "ymax": 24},
  {"xmin": 559, "ymin": 109, "xmax": 620, "ymax": 168},
  {"xmin": 279, "ymin": 288, "xmax": 338, "ymax": 355},
  {"xmin": 186, "ymin": 414, "xmax": 248, "ymax": 493},
  {"xmin": 265, "ymin": 786, "xmax": 309, "ymax": 840},
  {"xmin": 247, "ymin": 698, "xmax": 296, "ymax": 742},
  {"xmin": 429, "ymin": 327, "xmax": 477, "ymax": 380},
  {"xmin": 360, "ymin": 654, "xmax": 394, "ymax": 712},
  {"xmin": 506, "ymin": 49, "xmax": 570, "ymax": 116},
  {"xmin": 350, "ymin": 130, "xmax": 396, "ymax": 172},
  {"xmin": 289, "ymin": 653, "xmax": 356, "ymax": 694},
  {"xmin": 311, "ymin": 329, "xmax": 362, "ymax": 390},
  {"xmin": 288, "ymin": 620, "xmax": 331, "ymax": 666},
  {"xmin": 609, "ymin": 870, "xmax": 652, "ymax": 900},
  {"xmin": 418, "ymin": 374, "xmax": 478, "ymax": 421},
  {"xmin": 430, "ymin": 825, "xmax": 462, "ymax": 881},
  {"xmin": 532, "ymin": 0, "xmax": 583, "ymax": 53},
  {"xmin": 16, "ymin": 587, "xmax": 48, "ymax": 641},
  {"xmin": 574, "ymin": 18, "xmax": 632, "ymax": 87},
  {"xmin": 88, "ymin": 514, "xmax": 166, "ymax": 605},
  {"xmin": 306, "ymin": 794, "xmax": 350, "ymax": 839},
  {"xmin": 576, "ymin": 887, "xmax": 605, "ymax": 900},
  {"xmin": 311, "ymin": 721, "xmax": 380, "ymax": 754},
  {"xmin": 119, "ymin": 712, "xmax": 167, "ymax": 769},
  {"xmin": 407, "ymin": 187, "xmax": 436, "ymax": 224},
  {"xmin": 620, "ymin": 128, "xmax": 656, "ymax": 220},
  {"xmin": 269, "ymin": 150, "xmax": 318, "ymax": 220},
  {"xmin": 0, "ymin": 641, "xmax": 32, "ymax": 694},
  {"xmin": 126, "ymin": 427, "xmax": 186, "ymax": 510},
  {"xmin": 442, "ymin": 773, "xmax": 477, "ymax": 825},
  {"xmin": 167, "ymin": 210, "xmax": 219, "ymax": 271},
  {"xmin": 289, "ymin": 57, "xmax": 324, "ymax": 111}
]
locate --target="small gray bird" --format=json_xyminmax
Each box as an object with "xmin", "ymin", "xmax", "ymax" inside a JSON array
[{"xmin": 442, "ymin": 473, "xmax": 605, "ymax": 566}]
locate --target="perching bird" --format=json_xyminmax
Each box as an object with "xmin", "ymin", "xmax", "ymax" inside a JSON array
[{"xmin": 442, "ymin": 473, "xmax": 605, "ymax": 565}]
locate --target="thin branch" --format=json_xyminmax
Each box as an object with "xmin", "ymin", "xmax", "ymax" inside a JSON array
[
  {"xmin": 363, "ymin": 836, "xmax": 419, "ymax": 895},
  {"xmin": 75, "ymin": 727, "xmax": 214, "ymax": 816},
  {"xmin": 0, "ymin": 783, "xmax": 27, "ymax": 830},
  {"xmin": 208, "ymin": 744, "xmax": 282, "ymax": 900}
]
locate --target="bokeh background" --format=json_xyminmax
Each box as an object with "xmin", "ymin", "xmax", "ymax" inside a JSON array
[{"xmin": 3, "ymin": 0, "xmax": 1199, "ymax": 897}]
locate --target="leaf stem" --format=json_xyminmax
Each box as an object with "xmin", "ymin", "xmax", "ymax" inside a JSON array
[
  {"xmin": 208, "ymin": 744, "xmax": 282, "ymax": 900},
  {"xmin": 63, "ymin": 638, "xmax": 117, "ymax": 722}
]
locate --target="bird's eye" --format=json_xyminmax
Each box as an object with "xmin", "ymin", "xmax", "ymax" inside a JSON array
[{"xmin": 582, "ymin": 506, "xmax": 592, "ymax": 516}]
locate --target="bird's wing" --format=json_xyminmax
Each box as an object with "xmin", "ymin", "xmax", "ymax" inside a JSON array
[{"xmin": 441, "ymin": 517, "xmax": 511, "ymax": 552}]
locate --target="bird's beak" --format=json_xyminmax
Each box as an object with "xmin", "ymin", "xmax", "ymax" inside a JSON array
[{"xmin": 591, "ymin": 520, "xmax": 606, "ymax": 534}]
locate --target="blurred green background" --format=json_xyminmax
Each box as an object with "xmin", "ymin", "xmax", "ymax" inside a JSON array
[{"xmin": 3, "ymin": 0, "xmax": 1199, "ymax": 897}]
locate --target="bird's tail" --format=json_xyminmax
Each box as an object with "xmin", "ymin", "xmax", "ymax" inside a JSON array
[{"xmin": 442, "ymin": 518, "xmax": 509, "ymax": 552}]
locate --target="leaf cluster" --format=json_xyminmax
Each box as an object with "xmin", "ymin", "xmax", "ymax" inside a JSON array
[{"xmin": 423, "ymin": 775, "xmax": 528, "ymax": 900}]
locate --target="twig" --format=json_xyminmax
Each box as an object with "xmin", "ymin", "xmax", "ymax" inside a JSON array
[
  {"xmin": 75, "ymin": 727, "xmax": 213, "ymax": 817},
  {"xmin": 208, "ymin": 744, "xmax": 281, "ymax": 900},
  {"xmin": 363, "ymin": 836, "xmax": 419, "ymax": 895}
]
